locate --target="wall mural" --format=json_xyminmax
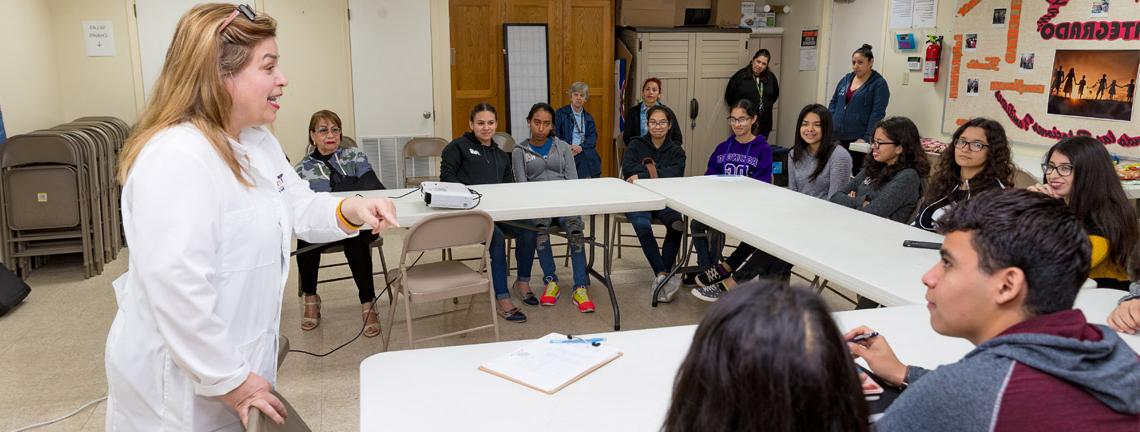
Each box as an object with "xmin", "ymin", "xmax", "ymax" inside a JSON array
[{"xmin": 944, "ymin": 0, "xmax": 1140, "ymax": 152}]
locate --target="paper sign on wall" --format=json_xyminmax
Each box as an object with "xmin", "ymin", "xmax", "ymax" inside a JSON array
[
  {"xmin": 83, "ymin": 21, "xmax": 116, "ymax": 57},
  {"xmin": 889, "ymin": 0, "xmax": 938, "ymax": 29},
  {"xmin": 800, "ymin": 29, "xmax": 819, "ymax": 71}
]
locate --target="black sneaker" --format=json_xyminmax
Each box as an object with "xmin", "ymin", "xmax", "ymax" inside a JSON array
[
  {"xmin": 696, "ymin": 263, "xmax": 732, "ymax": 287},
  {"xmin": 681, "ymin": 272, "xmax": 698, "ymax": 286},
  {"xmin": 691, "ymin": 282, "xmax": 728, "ymax": 302},
  {"xmin": 498, "ymin": 307, "xmax": 527, "ymax": 323}
]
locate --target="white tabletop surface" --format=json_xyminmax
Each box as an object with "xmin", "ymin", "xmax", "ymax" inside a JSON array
[
  {"xmin": 339, "ymin": 177, "xmax": 666, "ymax": 226},
  {"xmin": 635, "ymin": 176, "xmax": 944, "ymax": 306},
  {"xmin": 358, "ymin": 289, "xmax": 1137, "ymax": 431}
]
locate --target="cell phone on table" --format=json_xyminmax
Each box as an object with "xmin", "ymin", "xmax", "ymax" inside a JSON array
[
  {"xmin": 902, "ymin": 240, "xmax": 941, "ymax": 250},
  {"xmin": 856, "ymin": 364, "xmax": 885, "ymax": 395}
]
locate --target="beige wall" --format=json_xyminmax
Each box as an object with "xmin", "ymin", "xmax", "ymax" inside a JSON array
[
  {"xmin": 772, "ymin": 0, "xmax": 826, "ymax": 148},
  {"xmin": 0, "ymin": 0, "xmax": 63, "ymax": 135},
  {"xmin": 876, "ymin": 0, "xmax": 956, "ymax": 142},
  {"xmin": 50, "ymin": 0, "xmax": 139, "ymax": 125},
  {"xmin": 264, "ymin": 0, "xmax": 356, "ymax": 162}
]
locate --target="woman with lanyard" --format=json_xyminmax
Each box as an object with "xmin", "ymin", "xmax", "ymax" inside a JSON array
[
  {"xmin": 105, "ymin": 4, "xmax": 398, "ymax": 429},
  {"xmin": 513, "ymin": 103, "xmax": 595, "ymax": 313},
  {"xmin": 724, "ymin": 49, "xmax": 780, "ymax": 138},
  {"xmin": 912, "ymin": 118, "xmax": 1015, "ymax": 232},
  {"xmin": 623, "ymin": 77, "xmax": 683, "ymax": 146},
  {"xmin": 554, "ymin": 82, "xmax": 601, "ymax": 178},
  {"xmin": 829, "ymin": 44, "xmax": 890, "ymax": 175}
]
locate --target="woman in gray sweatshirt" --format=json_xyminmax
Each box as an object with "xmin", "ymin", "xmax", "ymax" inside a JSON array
[
  {"xmin": 829, "ymin": 116, "xmax": 929, "ymax": 223},
  {"xmin": 512, "ymin": 103, "xmax": 594, "ymax": 313},
  {"xmin": 789, "ymin": 104, "xmax": 853, "ymax": 199}
]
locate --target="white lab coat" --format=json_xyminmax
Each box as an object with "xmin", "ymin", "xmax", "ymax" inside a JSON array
[{"xmin": 105, "ymin": 124, "xmax": 351, "ymax": 431}]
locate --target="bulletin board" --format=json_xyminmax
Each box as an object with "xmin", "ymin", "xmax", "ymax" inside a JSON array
[{"xmin": 942, "ymin": 0, "xmax": 1140, "ymax": 155}]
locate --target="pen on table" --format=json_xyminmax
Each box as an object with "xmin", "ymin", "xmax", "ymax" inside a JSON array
[
  {"xmin": 550, "ymin": 337, "xmax": 606, "ymax": 344},
  {"xmin": 848, "ymin": 331, "xmax": 879, "ymax": 343}
]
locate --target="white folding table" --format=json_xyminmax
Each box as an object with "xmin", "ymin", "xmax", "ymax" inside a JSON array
[
  {"xmin": 634, "ymin": 176, "xmax": 944, "ymax": 306},
  {"xmin": 341, "ymin": 178, "xmax": 666, "ymax": 330},
  {"xmin": 358, "ymin": 289, "xmax": 1137, "ymax": 431}
]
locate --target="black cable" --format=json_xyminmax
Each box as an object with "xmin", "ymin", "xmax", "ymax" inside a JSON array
[
  {"xmin": 288, "ymin": 251, "xmax": 425, "ymax": 358},
  {"xmin": 388, "ymin": 186, "xmax": 423, "ymax": 199}
]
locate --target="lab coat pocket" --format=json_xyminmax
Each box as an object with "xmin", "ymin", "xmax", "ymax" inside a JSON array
[{"xmin": 219, "ymin": 207, "xmax": 278, "ymax": 272}]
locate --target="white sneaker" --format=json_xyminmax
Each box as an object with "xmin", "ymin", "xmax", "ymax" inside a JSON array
[
  {"xmin": 660, "ymin": 276, "xmax": 682, "ymax": 303},
  {"xmin": 651, "ymin": 274, "xmax": 668, "ymax": 302}
]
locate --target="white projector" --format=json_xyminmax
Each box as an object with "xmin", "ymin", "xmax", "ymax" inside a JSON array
[{"xmin": 421, "ymin": 181, "xmax": 477, "ymax": 209}]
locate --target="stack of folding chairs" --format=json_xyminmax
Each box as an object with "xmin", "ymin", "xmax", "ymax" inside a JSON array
[{"xmin": 0, "ymin": 117, "xmax": 129, "ymax": 278}]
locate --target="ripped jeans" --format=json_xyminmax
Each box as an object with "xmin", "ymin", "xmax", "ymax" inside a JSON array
[{"xmin": 532, "ymin": 216, "xmax": 589, "ymax": 288}]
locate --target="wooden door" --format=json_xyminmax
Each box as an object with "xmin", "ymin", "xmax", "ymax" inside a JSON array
[
  {"xmin": 561, "ymin": 0, "xmax": 613, "ymax": 175},
  {"xmin": 636, "ymin": 32, "xmax": 693, "ymax": 159},
  {"xmin": 690, "ymin": 32, "xmax": 748, "ymax": 176},
  {"xmin": 450, "ymin": 0, "xmax": 504, "ymax": 138}
]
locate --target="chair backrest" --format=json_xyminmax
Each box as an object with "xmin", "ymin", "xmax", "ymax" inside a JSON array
[
  {"xmin": 1013, "ymin": 168, "xmax": 1038, "ymax": 189},
  {"xmin": 404, "ymin": 137, "xmax": 448, "ymax": 159},
  {"xmin": 401, "ymin": 210, "xmax": 494, "ymax": 255},
  {"xmin": 246, "ymin": 390, "xmax": 311, "ymax": 432},
  {"xmin": 492, "ymin": 132, "xmax": 515, "ymax": 153}
]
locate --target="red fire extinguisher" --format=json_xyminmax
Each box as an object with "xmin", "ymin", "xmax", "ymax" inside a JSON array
[{"xmin": 923, "ymin": 35, "xmax": 943, "ymax": 83}]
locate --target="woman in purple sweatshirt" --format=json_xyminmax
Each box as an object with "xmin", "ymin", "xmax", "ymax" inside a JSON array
[{"xmin": 686, "ymin": 99, "xmax": 774, "ymax": 302}]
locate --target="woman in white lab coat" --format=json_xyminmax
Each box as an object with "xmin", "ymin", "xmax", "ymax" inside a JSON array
[{"xmin": 104, "ymin": 4, "xmax": 398, "ymax": 430}]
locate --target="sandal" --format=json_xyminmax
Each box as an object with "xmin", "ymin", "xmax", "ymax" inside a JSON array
[
  {"xmin": 362, "ymin": 303, "xmax": 381, "ymax": 338},
  {"xmin": 498, "ymin": 307, "xmax": 527, "ymax": 323},
  {"xmin": 515, "ymin": 281, "xmax": 539, "ymax": 306},
  {"xmin": 301, "ymin": 294, "xmax": 321, "ymax": 331}
]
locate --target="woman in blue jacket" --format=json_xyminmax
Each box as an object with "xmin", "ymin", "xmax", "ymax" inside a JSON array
[
  {"xmin": 555, "ymin": 82, "xmax": 601, "ymax": 178},
  {"xmin": 829, "ymin": 44, "xmax": 890, "ymax": 175}
]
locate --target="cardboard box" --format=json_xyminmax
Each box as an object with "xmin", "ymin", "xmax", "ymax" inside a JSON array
[
  {"xmin": 674, "ymin": 0, "xmax": 742, "ymax": 27},
  {"xmin": 619, "ymin": 0, "xmax": 676, "ymax": 28}
]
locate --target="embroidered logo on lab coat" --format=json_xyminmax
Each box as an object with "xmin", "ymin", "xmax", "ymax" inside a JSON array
[
  {"xmin": 469, "ymin": 148, "xmax": 481, "ymax": 156},
  {"xmin": 276, "ymin": 174, "xmax": 285, "ymax": 192}
]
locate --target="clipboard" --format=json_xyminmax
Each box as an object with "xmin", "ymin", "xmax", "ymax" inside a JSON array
[{"xmin": 478, "ymin": 333, "xmax": 623, "ymax": 394}]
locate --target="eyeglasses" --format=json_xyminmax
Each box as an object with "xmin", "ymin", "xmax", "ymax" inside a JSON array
[
  {"xmin": 1041, "ymin": 163, "xmax": 1074, "ymax": 177},
  {"xmin": 316, "ymin": 127, "xmax": 341, "ymax": 136},
  {"xmin": 869, "ymin": 139, "xmax": 896, "ymax": 149},
  {"xmin": 648, "ymin": 120, "xmax": 670, "ymax": 127},
  {"xmin": 219, "ymin": 4, "xmax": 256, "ymax": 33},
  {"xmin": 955, "ymin": 138, "xmax": 990, "ymax": 152},
  {"xmin": 726, "ymin": 116, "xmax": 752, "ymax": 125}
]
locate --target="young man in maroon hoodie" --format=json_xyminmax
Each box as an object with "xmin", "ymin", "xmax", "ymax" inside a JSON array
[{"xmin": 848, "ymin": 189, "xmax": 1139, "ymax": 431}]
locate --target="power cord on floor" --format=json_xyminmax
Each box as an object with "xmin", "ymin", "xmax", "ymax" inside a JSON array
[
  {"xmin": 287, "ymin": 252, "xmax": 424, "ymax": 358},
  {"xmin": 8, "ymin": 395, "xmax": 106, "ymax": 432}
]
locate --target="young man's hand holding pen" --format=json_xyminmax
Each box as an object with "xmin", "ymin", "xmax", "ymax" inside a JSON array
[{"xmin": 844, "ymin": 326, "xmax": 909, "ymax": 387}]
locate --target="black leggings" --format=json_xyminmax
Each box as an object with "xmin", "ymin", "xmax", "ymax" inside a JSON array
[{"xmin": 296, "ymin": 232, "xmax": 379, "ymax": 304}]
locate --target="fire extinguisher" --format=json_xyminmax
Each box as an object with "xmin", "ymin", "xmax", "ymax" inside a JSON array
[{"xmin": 923, "ymin": 35, "xmax": 943, "ymax": 83}]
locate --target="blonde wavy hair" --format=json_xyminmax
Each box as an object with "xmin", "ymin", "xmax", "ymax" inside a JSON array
[{"xmin": 117, "ymin": 3, "xmax": 277, "ymax": 186}]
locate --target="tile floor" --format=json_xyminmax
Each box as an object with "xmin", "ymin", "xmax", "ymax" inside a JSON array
[{"xmin": 0, "ymin": 229, "xmax": 858, "ymax": 431}]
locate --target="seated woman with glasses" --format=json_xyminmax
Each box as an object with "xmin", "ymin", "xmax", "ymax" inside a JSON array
[
  {"xmin": 663, "ymin": 281, "xmax": 870, "ymax": 432},
  {"xmin": 685, "ymin": 99, "xmax": 774, "ymax": 303},
  {"xmin": 293, "ymin": 110, "xmax": 384, "ymax": 336},
  {"xmin": 623, "ymin": 105, "xmax": 687, "ymax": 303},
  {"xmin": 829, "ymin": 116, "xmax": 930, "ymax": 223},
  {"xmin": 1028, "ymin": 136, "xmax": 1138, "ymax": 290},
  {"xmin": 512, "ymin": 102, "xmax": 595, "ymax": 313},
  {"xmin": 912, "ymin": 118, "xmax": 1016, "ymax": 232}
]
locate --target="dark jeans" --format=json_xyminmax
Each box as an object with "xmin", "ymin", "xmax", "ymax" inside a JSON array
[
  {"xmin": 535, "ymin": 216, "xmax": 589, "ymax": 288},
  {"xmin": 297, "ymin": 232, "xmax": 379, "ymax": 304},
  {"xmin": 490, "ymin": 222, "xmax": 537, "ymax": 300},
  {"xmin": 732, "ymin": 248, "xmax": 793, "ymax": 283},
  {"xmin": 839, "ymin": 139, "xmax": 866, "ymax": 176},
  {"xmin": 626, "ymin": 208, "xmax": 684, "ymax": 274}
]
